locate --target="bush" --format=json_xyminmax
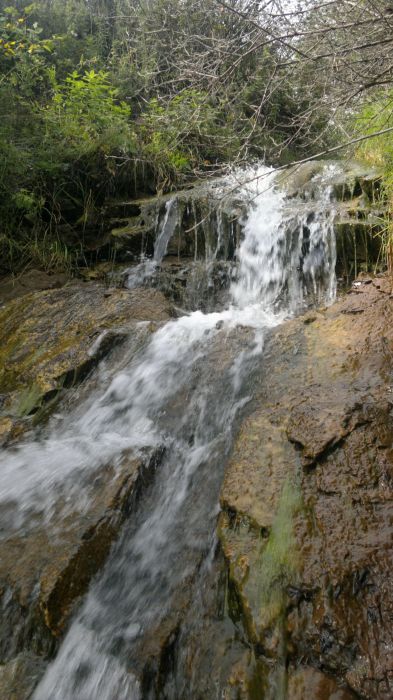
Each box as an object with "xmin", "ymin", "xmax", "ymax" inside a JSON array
[
  {"xmin": 355, "ymin": 95, "xmax": 393, "ymax": 274},
  {"xmin": 139, "ymin": 89, "xmax": 240, "ymax": 189},
  {"xmin": 41, "ymin": 69, "xmax": 135, "ymax": 165}
]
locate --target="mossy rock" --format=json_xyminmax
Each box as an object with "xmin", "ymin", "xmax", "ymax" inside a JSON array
[{"xmin": 0, "ymin": 282, "xmax": 172, "ymax": 426}]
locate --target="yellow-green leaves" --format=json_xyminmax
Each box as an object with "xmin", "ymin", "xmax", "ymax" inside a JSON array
[{"xmin": 42, "ymin": 69, "xmax": 135, "ymax": 158}]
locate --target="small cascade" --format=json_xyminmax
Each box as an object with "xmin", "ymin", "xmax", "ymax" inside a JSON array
[
  {"xmin": 152, "ymin": 199, "xmax": 179, "ymax": 263},
  {"xmin": 0, "ymin": 164, "xmax": 339, "ymax": 699},
  {"xmin": 230, "ymin": 167, "xmax": 336, "ymax": 312},
  {"xmin": 126, "ymin": 198, "xmax": 178, "ymax": 289}
]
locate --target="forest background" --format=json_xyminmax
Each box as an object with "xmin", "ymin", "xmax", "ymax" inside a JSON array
[{"xmin": 1, "ymin": 0, "xmax": 392, "ymax": 273}]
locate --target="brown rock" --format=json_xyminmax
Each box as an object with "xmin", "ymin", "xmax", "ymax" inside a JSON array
[
  {"xmin": 0, "ymin": 450, "xmax": 161, "ymax": 667},
  {"xmin": 287, "ymin": 667, "xmax": 357, "ymax": 699},
  {"xmin": 0, "ymin": 282, "xmax": 171, "ymax": 433},
  {"xmin": 0, "ymin": 653, "xmax": 46, "ymax": 700},
  {"xmin": 0, "ymin": 280, "xmax": 171, "ymax": 692},
  {"xmin": 0, "ymin": 270, "xmax": 69, "ymax": 304},
  {"xmin": 219, "ymin": 278, "xmax": 393, "ymax": 698}
]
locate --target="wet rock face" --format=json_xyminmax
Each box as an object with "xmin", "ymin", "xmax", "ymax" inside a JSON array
[
  {"xmin": 0, "ymin": 282, "xmax": 173, "ymax": 698},
  {"xmin": 280, "ymin": 160, "xmax": 382, "ymax": 204},
  {"xmin": 0, "ymin": 161, "xmax": 389, "ymax": 700},
  {"xmin": 2, "ymin": 470, "xmax": 163, "ymax": 686},
  {"xmin": 287, "ymin": 667, "xmax": 357, "ymax": 699},
  {"xmin": 219, "ymin": 276, "xmax": 393, "ymax": 699},
  {"xmin": 0, "ymin": 282, "xmax": 172, "ymax": 444},
  {"xmin": 56, "ymin": 159, "xmax": 385, "ymax": 299},
  {"xmin": 0, "ymin": 451, "xmax": 161, "ymax": 661},
  {"xmin": 112, "ymin": 162, "xmax": 385, "ymax": 299},
  {"xmin": 102, "ymin": 186, "xmax": 242, "ymax": 265},
  {"xmin": 0, "ymin": 653, "xmax": 47, "ymax": 700},
  {"xmin": 0, "ymin": 456, "xmax": 136, "ymax": 651},
  {"xmin": 145, "ymin": 257, "xmax": 234, "ymax": 313},
  {"xmin": 280, "ymin": 160, "xmax": 385, "ymax": 284}
]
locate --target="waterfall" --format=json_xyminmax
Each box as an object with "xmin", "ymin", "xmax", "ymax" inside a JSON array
[
  {"xmin": 0, "ymin": 165, "xmax": 337, "ymax": 699},
  {"xmin": 126, "ymin": 197, "xmax": 178, "ymax": 289},
  {"xmin": 229, "ymin": 166, "xmax": 336, "ymax": 311}
]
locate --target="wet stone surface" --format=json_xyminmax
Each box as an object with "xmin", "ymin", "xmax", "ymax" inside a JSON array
[
  {"xmin": 0, "ymin": 161, "xmax": 389, "ymax": 699},
  {"xmin": 218, "ymin": 276, "xmax": 393, "ymax": 699},
  {"xmin": 0, "ymin": 281, "xmax": 172, "ymax": 444},
  {"xmin": 0, "ymin": 281, "xmax": 173, "ymax": 698}
]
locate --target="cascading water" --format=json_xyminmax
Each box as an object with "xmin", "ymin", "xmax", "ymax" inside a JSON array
[
  {"xmin": 126, "ymin": 198, "xmax": 178, "ymax": 289},
  {"xmin": 0, "ymin": 165, "xmax": 337, "ymax": 699}
]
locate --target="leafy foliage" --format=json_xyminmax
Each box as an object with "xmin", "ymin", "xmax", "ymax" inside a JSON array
[
  {"xmin": 0, "ymin": 0, "xmax": 333, "ymax": 273},
  {"xmin": 42, "ymin": 69, "xmax": 134, "ymax": 158},
  {"xmin": 355, "ymin": 96, "xmax": 393, "ymax": 274},
  {"xmin": 141, "ymin": 90, "xmax": 241, "ymax": 189},
  {"xmin": 355, "ymin": 97, "xmax": 393, "ymax": 175}
]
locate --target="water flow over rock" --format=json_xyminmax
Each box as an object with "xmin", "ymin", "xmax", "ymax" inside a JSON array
[
  {"xmin": 0, "ymin": 165, "xmax": 338, "ymax": 699},
  {"xmin": 230, "ymin": 169, "xmax": 336, "ymax": 311},
  {"xmin": 126, "ymin": 198, "xmax": 178, "ymax": 289}
]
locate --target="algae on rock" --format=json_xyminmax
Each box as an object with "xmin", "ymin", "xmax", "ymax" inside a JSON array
[{"xmin": 258, "ymin": 477, "xmax": 302, "ymax": 630}]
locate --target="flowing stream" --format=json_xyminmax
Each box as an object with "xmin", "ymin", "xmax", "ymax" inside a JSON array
[{"xmin": 0, "ymin": 166, "xmax": 337, "ymax": 698}]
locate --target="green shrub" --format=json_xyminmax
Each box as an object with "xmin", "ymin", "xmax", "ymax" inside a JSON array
[
  {"xmin": 139, "ymin": 89, "xmax": 241, "ymax": 189},
  {"xmin": 40, "ymin": 69, "xmax": 135, "ymax": 164},
  {"xmin": 355, "ymin": 95, "xmax": 393, "ymax": 275}
]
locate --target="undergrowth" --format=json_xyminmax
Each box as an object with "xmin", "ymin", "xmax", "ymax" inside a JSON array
[{"xmin": 355, "ymin": 95, "xmax": 393, "ymax": 277}]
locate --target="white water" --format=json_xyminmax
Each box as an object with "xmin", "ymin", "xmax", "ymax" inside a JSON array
[
  {"xmin": 126, "ymin": 197, "xmax": 178, "ymax": 289},
  {"xmin": 0, "ymin": 165, "xmax": 337, "ymax": 698}
]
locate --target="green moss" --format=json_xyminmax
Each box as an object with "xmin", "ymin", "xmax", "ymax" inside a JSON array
[
  {"xmin": 14, "ymin": 383, "xmax": 43, "ymax": 417},
  {"xmin": 247, "ymin": 657, "xmax": 271, "ymax": 700},
  {"xmin": 258, "ymin": 477, "xmax": 302, "ymax": 627}
]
